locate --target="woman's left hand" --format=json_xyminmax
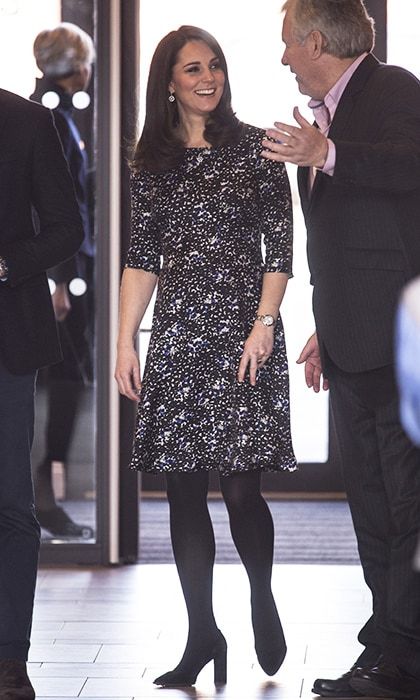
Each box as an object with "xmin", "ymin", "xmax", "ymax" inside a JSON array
[{"xmin": 237, "ymin": 323, "xmax": 274, "ymax": 386}]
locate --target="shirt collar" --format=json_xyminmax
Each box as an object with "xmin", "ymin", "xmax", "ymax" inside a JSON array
[{"xmin": 309, "ymin": 52, "xmax": 368, "ymax": 122}]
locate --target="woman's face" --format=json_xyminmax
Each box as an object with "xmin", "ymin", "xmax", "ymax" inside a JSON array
[{"xmin": 169, "ymin": 40, "xmax": 225, "ymax": 121}]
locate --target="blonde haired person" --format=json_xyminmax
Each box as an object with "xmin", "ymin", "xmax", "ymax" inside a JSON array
[{"xmin": 33, "ymin": 22, "xmax": 94, "ymax": 83}]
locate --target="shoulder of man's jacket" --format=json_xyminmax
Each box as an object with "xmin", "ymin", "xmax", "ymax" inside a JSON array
[{"xmin": 0, "ymin": 87, "xmax": 50, "ymax": 120}]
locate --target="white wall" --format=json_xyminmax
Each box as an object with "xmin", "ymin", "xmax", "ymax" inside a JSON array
[{"xmin": 0, "ymin": 0, "xmax": 60, "ymax": 98}]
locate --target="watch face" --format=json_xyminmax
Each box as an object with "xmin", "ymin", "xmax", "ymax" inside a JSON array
[{"xmin": 262, "ymin": 314, "xmax": 274, "ymax": 326}]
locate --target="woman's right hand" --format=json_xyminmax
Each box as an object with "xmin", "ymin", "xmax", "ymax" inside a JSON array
[{"xmin": 115, "ymin": 346, "xmax": 142, "ymax": 401}]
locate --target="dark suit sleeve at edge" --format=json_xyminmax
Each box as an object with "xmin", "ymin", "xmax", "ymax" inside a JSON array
[{"xmin": 1, "ymin": 108, "xmax": 84, "ymax": 287}]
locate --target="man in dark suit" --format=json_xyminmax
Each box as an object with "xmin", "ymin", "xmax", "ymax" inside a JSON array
[
  {"xmin": 262, "ymin": 0, "xmax": 420, "ymax": 698},
  {"xmin": 0, "ymin": 87, "xmax": 83, "ymax": 698}
]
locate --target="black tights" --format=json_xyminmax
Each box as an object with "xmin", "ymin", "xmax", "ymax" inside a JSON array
[{"xmin": 165, "ymin": 470, "xmax": 279, "ymax": 648}]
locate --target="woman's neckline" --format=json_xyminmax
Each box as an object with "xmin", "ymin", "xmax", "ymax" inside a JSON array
[{"xmin": 184, "ymin": 145, "xmax": 212, "ymax": 151}]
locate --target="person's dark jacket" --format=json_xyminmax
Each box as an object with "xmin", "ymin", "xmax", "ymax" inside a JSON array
[
  {"xmin": 0, "ymin": 88, "xmax": 84, "ymax": 374},
  {"xmin": 298, "ymin": 53, "xmax": 420, "ymax": 373}
]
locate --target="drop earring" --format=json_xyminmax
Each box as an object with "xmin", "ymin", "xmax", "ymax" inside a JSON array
[{"xmin": 168, "ymin": 93, "xmax": 175, "ymax": 103}]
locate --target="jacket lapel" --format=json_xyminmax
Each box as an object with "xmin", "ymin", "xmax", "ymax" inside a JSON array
[
  {"xmin": 328, "ymin": 53, "xmax": 380, "ymax": 142},
  {"xmin": 297, "ymin": 166, "xmax": 311, "ymax": 215},
  {"xmin": 298, "ymin": 53, "xmax": 381, "ymax": 211}
]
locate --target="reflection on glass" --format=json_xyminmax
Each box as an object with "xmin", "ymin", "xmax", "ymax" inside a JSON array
[
  {"xmin": 0, "ymin": 3, "xmax": 97, "ymax": 543},
  {"xmin": 30, "ymin": 20, "xmax": 96, "ymax": 541}
]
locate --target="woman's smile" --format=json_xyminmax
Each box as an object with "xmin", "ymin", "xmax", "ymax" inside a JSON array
[{"xmin": 169, "ymin": 40, "xmax": 225, "ymax": 118}]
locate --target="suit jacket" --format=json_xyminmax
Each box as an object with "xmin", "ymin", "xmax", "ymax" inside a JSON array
[
  {"xmin": 298, "ymin": 53, "xmax": 420, "ymax": 373},
  {"xmin": 0, "ymin": 88, "xmax": 84, "ymax": 374}
]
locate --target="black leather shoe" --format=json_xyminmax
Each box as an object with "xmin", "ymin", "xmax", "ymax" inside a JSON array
[
  {"xmin": 37, "ymin": 505, "xmax": 93, "ymax": 539},
  {"xmin": 350, "ymin": 657, "xmax": 420, "ymax": 698},
  {"xmin": 312, "ymin": 664, "xmax": 364, "ymax": 697},
  {"xmin": 0, "ymin": 659, "xmax": 35, "ymax": 699}
]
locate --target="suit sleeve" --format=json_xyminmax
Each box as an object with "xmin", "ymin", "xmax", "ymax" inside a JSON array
[
  {"xmin": 0, "ymin": 108, "xmax": 84, "ymax": 287},
  {"xmin": 333, "ymin": 69, "xmax": 420, "ymax": 193}
]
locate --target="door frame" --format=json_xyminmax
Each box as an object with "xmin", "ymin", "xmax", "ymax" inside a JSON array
[{"xmin": 39, "ymin": 0, "xmax": 128, "ymax": 564}]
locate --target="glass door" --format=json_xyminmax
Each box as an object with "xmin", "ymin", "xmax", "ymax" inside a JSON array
[{"xmin": 0, "ymin": 0, "xmax": 121, "ymax": 563}]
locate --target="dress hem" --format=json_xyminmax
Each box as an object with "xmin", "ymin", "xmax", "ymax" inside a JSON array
[{"xmin": 129, "ymin": 462, "xmax": 298, "ymax": 476}]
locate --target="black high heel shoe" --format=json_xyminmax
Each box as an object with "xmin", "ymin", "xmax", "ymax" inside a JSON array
[
  {"xmin": 153, "ymin": 630, "xmax": 227, "ymax": 687},
  {"xmin": 252, "ymin": 595, "xmax": 287, "ymax": 676},
  {"xmin": 255, "ymin": 635, "xmax": 287, "ymax": 676}
]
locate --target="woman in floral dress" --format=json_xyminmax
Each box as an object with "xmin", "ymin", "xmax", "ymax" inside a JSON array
[{"xmin": 115, "ymin": 25, "xmax": 296, "ymax": 687}]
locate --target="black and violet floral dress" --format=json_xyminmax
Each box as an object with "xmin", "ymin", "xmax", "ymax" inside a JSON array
[{"xmin": 127, "ymin": 125, "xmax": 297, "ymax": 475}]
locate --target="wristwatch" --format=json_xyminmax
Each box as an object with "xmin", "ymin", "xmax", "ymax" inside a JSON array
[
  {"xmin": 0, "ymin": 256, "xmax": 8, "ymax": 281},
  {"xmin": 255, "ymin": 313, "xmax": 275, "ymax": 327}
]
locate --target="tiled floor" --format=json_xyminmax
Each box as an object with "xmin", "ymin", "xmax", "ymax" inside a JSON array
[{"xmin": 30, "ymin": 563, "xmax": 386, "ymax": 699}]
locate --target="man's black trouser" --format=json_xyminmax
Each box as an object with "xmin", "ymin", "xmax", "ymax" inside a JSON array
[
  {"xmin": 328, "ymin": 361, "xmax": 420, "ymax": 678},
  {"xmin": 0, "ymin": 356, "xmax": 39, "ymax": 661}
]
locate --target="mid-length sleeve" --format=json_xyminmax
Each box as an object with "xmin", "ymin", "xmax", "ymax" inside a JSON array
[
  {"xmin": 254, "ymin": 132, "xmax": 293, "ymax": 275},
  {"xmin": 125, "ymin": 170, "xmax": 161, "ymax": 275}
]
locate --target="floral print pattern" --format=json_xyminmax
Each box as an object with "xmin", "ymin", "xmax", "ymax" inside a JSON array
[{"xmin": 126, "ymin": 125, "xmax": 296, "ymax": 474}]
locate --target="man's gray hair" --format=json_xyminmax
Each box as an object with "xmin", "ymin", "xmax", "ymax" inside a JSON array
[
  {"xmin": 282, "ymin": 0, "xmax": 375, "ymax": 58},
  {"xmin": 33, "ymin": 22, "xmax": 95, "ymax": 79}
]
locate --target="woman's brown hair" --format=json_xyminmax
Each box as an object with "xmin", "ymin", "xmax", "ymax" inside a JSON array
[{"xmin": 132, "ymin": 25, "xmax": 243, "ymax": 174}]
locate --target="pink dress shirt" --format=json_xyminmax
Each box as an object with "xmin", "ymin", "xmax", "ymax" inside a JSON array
[{"xmin": 310, "ymin": 52, "xmax": 368, "ymax": 176}]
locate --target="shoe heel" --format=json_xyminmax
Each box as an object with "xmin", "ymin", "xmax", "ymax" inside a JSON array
[{"xmin": 213, "ymin": 646, "xmax": 227, "ymax": 685}]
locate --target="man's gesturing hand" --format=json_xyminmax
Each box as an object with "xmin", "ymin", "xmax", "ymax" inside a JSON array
[{"xmin": 262, "ymin": 107, "xmax": 328, "ymax": 168}]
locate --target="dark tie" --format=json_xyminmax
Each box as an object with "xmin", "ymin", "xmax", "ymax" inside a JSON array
[{"xmin": 312, "ymin": 101, "xmax": 331, "ymax": 134}]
